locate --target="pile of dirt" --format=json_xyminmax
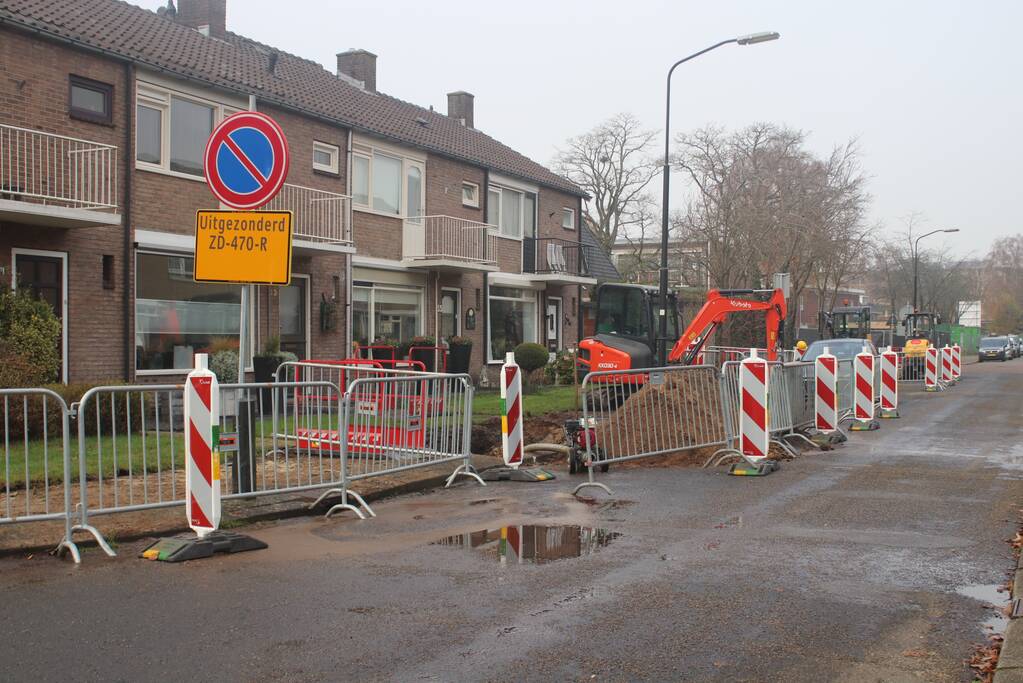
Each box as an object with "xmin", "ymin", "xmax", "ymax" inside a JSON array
[
  {"xmin": 471, "ymin": 410, "xmax": 577, "ymax": 458},
  {"xmin": 592, "ymin": 370, "xmax": 726, "ymax": 461}
]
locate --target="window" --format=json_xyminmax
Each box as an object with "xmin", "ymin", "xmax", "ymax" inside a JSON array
[
  {"xmin": 312, "ymin": 141, "xmax": 340, "ymax": 174},
  {"xmin": 486, "ymin": 185, "xmax": 536, "ymax": 239},
  {"xmin": 69, "ymin": 75, "xmax": 113, "ymax": 124},
  {"xmin": 562, "ymin": 207, "xmax": 575, "ymax": 230},
  {"xmin": 351, "ymin": 144, "xmax": 425, "ymax": 219},
  {"xmin": 136, "ymin": 82, "xmax": 239, "ymax": 178},
  {"xmin": 488, "ymin": 286, "xmax": 537, "ymax": 361},
  {"xmin": 352, "ymin": 284, "xmax": 424, "ymax": 345},
  {"xmin": 462, "ymin": 181, "xmax": 479, "ymax": 208},
  {"xmin": 102, "ymin": 254, "xmax": 114, "ymax": 290},
  {"xmin": 135, "ymin": 252, "xmax": 242, "ymax": 372},
  {"xmin": 596, "ymin": 286, "xmax": 649, "ymax": 338}
]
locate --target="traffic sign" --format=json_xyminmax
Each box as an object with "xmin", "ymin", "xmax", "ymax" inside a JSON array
[
  {"xmin": 193, "ymin": 210, "xmax": 293, "ymax": 285},
  {"xmin": 203, "ymin": 111, "xmax": 290, "ymax": 209}
]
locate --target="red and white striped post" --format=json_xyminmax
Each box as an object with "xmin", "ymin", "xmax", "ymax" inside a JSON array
[
  {"xmin": 951, "ymin": 343, "xmax": 962, "ymax": 381},
  {"xmin": 814, "ymin": 348, "xmax": 838, "ymax": 434},
  {"xmin": 849, "ymin": 348, "xmax": 879, "ymax": 431},
  {"xmin": 500, "ymin": 352, "xmax": 523, "ymax": 469},
  {"xmin": 739, "ymin": 349, "xmax": 770, "ymax": 464},
  {"xmin": 924, "ymin": 346, "xmax": 941, "ymax": 392},
  {"xmin": 185, "ymin": 353, "xmax": 221, "ymax": 538},
  {"xmin": 940, "ymin": 345, "xmax": 954, "ymax": 385},
  {"xmin": 879, "ymin": 347, "xmax": 900, "ymax": 418}
]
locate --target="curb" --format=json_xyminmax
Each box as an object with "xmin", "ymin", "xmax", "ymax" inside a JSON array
[
  {"xmin": 993, "ymin": 553, "xmax": 1023, "ymax": 682},
  {"xmin": 1, "ymin": 454, "xmax": 505, "ymax": 559}
]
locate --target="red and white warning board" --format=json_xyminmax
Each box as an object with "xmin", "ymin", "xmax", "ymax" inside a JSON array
[
  {"xmin": 185, "ymin": 354, "xmax": 221, "ymax": 537},
  {"xmin": 501, "ymin": 352, "xmax": 524, "ymax": 468},
  {"xmin": 739, "ymin": 350, "xmax": 769, "ymax": 462},
  {"xmin": 814, "ymin": 349, "xmax": 838, "ymax": 433}
]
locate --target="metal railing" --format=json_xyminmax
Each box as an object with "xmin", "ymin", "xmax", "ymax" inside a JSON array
[
  {"xmin": 574, "ymin": 365, "xmax": 728, "ymax": 496},
  {"xmin": 264, "ymin": 183, "xmax": 351, "ymax": 245},
  {"xmin": 0, "ymin": 123, "xmax": 118, "ymax": 210},
  {"xmin": 405, "ymin": 215, "xmax": 498, "ymax": 265},
  {"xmin": 523, "ymin": 237, "xmax": 594, "ymax": 277}
]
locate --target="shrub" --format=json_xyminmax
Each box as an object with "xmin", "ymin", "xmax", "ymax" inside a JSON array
[
  {"xmin": 543, "ymin": 350, "xmax": 576, "ymax": 385},
  {"xmin": 5, "ymin": 381, "xmax": 125, "ymax": 440},
  {"xmin": 0, "ymin": 286, "xmax": 62, "ymax": 386},
  {"xmin": 209, "ymin": 349, "xmax": 239, "ymax": 383},
  {"xmin": 447, "ymin": 335, "xmax": 473, "ymax": 347},
  {"xmin": 514, "ymin": 343, "xmax": 549, "ymax": 373},
  {"xmin": 205, "ymin": 337, "xmax": 240, "ymax": 354}
]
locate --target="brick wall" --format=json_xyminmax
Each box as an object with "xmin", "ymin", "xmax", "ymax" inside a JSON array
[{"xmin": 0, "ymin": 27, "xmax": 130, "ymax": 382}]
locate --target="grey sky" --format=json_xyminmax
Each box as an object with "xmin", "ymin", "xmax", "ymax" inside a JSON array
[{"xmin": 137, "ymin": 0, "xmax": 1022, "ymax": 257}]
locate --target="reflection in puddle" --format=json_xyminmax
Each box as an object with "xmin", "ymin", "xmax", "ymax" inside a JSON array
[
  {"xmin": 433, "ymin": 525, "xmax": 620, "ymax": 565},
  {"xmin": 956, "ymin": 583, "xmax": 1010, "ymax": 635}
]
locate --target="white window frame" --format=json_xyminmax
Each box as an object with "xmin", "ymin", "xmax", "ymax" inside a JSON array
[
  {"xmin": 488, "ymin": 185, "xmax": 524, "ymax": 240},
  {"xmin": 351, "ymin": 140, "xmax": 426, "ymax": 221},
  {"xmin": 352, "ymin": 283, "xmax": 425, "ymax": 343},
  {"xmin": 562, "ymin": 207, "xmax": 575, "ymax": 231},
  {"xmin": 461, "ymin": 181, "xmax": 480, "ymax": 208},
  {"xmin": 133, "ymin": 249, "xmax": 255, "ymax": 376},
  {"xmin": 135, "ymin": 81, "xmax": 241, "ymax": 182},
  {"xmin": 312, "ymin": 141, "xmax": 340, "ymax": 175},
  {"xmin": 486, "ymin": 284, "xmax": 539, "ymax": 363},
  {"xmin": 11, "ymin": 248, "xmax": 69, "ymax": 384}
]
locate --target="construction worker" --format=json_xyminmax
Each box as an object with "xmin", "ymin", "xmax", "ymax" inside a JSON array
[{"xmin": 795, "ymin": 340, "xmax": 808, "ymax": 360}]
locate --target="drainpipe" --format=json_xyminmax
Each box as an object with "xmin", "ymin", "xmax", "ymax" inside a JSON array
[
  {"xmin": 345, "ymin": 128, "xmax": 353, "ymax": 355},
  {"xmin": 576, "ymin": 199, "xmax": 582, "ymax": 346},
  {"xmin": 482, "ymin": 169, "xmax": 490, "ymax": 377},
  {"xmin": 122, "ymin": 61, "xmax": 134, "ymax": 381}
]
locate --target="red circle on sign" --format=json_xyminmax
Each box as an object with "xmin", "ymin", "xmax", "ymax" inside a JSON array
[{"xmin": 203, "ymin": 111, "xmax": 290, "ymax": 210}]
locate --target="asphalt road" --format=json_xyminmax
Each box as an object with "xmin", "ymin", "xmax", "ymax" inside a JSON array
[{"xmin": 2, "ymin": 360, "xmax": 1020, "ymax": 682}]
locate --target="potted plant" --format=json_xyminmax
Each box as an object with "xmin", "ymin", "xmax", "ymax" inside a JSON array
[
  {"xmin": 370, "ymin": 337, "xmax": 398, "ymax": 362},
  {"xmin": 513, "ymin": 342, "xmax": 550, "ymax": 393},
  {"xmin": 254, "ymin": 336, "xmax": 288, "ymax": 383},
  {"xmin": 407, "ymin": 335, "xmax": 438, "ymax": 372},
  {"xmin": 447, "ymin": 336, "xmax": 473, "ymax": 375}
]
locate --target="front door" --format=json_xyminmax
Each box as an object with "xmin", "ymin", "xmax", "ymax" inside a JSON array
[
  {"xmin": 440, "ymin": 288, "xmax": 460, "ymax": 341},
  {"xmin": 546, "ymin": 296, "xmax": 562, "ymax": 352},
  {"xmin": 279, "ymin": 276, "xmax": 308, "ymax": 358},
  {"xmin": 12, "ymin": 250, "xmax": 67, "ymax": 383}
]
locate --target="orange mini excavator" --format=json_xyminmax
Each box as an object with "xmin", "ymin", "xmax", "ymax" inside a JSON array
[{"xmin": 577, "ymin": 284, "xmax": 787, "ymax": 375}]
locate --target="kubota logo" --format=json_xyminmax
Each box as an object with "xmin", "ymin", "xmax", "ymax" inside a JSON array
[
  {"xmin": 729, "ymin": 300, "xmax": 754, "ymax": 309},
  {"xmin": 597, "ymin": 362, "xmax": 617, "ymax": 369}
]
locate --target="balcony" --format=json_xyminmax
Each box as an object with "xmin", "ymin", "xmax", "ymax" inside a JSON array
[
  {"xmin": 263, "ymin": 183, "xmax": 352, "ymax": 251},
  {"xmin": 0, "ymin": 123, "xmax": 120, "ymax": 229},
  {"xmin": 402, "ymin": 215, "xmax": 499, "ymax": 272},
  {"xmin": 523, "ymin": 237, "xmax": 598, "ymax": 285}
]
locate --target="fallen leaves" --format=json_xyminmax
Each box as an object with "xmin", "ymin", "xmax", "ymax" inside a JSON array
[{"xmin": 967, "ymin": 635, "xmax": 1003, "ymax": 682}]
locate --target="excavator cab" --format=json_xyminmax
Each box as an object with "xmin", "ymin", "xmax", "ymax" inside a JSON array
[
  {"xmin": 819, "ymin": 306, "xmax": 871, "ymax": 340},
  {"xmin": 581, "ymin": 284, "xmax": 680, "ymax": 373}
]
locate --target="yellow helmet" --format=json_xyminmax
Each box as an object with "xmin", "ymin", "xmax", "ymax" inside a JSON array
[{"xmin": 796, "ymin": 340, "xmax": 808, "ymax": 351}]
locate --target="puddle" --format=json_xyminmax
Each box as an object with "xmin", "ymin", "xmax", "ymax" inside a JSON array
[
  {"xmin": 432, "ymin": 524, "xmax": 621, "ymax": 565},
  {"xmin": 955, "ymin": 583, "xmax": 1010, "ymax": 635}
]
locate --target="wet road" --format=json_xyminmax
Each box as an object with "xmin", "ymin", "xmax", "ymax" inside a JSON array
[{"xmin": 2, "ymin": 361, "xmax": 1020, "ymax": 682}]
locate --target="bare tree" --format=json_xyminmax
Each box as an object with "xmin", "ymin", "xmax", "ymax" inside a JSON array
[{"xmin": 553, "ymin": 113, "xmax": 659, "ymax": 251}]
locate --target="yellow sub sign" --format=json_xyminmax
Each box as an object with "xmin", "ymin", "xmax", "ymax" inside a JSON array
[{"xmin": 193, "ymin": 210, "xmax": 293, "ymax": 285}]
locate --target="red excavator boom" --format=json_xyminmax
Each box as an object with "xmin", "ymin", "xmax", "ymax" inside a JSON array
[{"xmin": 667, "ymin": 288, "xmax": 787, "ymax": 364}]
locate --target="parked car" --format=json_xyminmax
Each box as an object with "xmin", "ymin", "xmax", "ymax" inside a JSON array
[
  {"xmin": 1002, "ymin": 335, "xmax": 1018, "ymax": 357},
  {"xmin": 978, "ymin": 336, "xmax": 1010, "ymax": 362},
  {"xmin": 802, "ymin": 338, "xmax": 879, "ymax": 362}
]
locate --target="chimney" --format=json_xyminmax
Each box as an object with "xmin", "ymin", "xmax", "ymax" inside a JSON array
[
  {"xmin": 175, "ymin": 0, "xmax": 227, "ymax": 38},
  {"xmin": 337, "ymin": 49, "xmax": 377, "ymax": 93},
  {"xmin": 446, "ymin": 91, "xmax": 474, "ymax": 128}
]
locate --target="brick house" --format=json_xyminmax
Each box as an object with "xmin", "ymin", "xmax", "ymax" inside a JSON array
[{"xmin": 0, "ymin": 0, "xmax": 597, "ymax": 383}]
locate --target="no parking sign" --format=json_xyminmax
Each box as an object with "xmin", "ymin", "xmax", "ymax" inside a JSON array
[{"xmin": 203, "ymin": 111, "xmax": 290, "ymax": 210}]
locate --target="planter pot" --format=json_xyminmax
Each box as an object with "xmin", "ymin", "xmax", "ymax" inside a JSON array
[
  {"xmin": 410, "ymin": 347, "xmax": 436, "ymax": 373},
  {"xmin": 254, "ymin": 355, "xmax": 283, "ymax": 383},
  {"xmin": 447, "ymin": 344, "xmax": 472, "ymax": 375},
  {"xmin": 371, "ymin": 346, "xmax": 397, "ymax": 362}
]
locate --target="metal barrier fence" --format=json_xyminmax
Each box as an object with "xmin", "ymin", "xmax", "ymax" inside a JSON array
[
  {"xmin": 313, "ymin": 373, "xmax": 481, "ymax": 517},
  {"xmin": 894, "ymin": 350, "xmax": 926, "ymax": 382},
  {"xmin": 573, "ymin": 365, "xmax": 728, "ymax": 496}
]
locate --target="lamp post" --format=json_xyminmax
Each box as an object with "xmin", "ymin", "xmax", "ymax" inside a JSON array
[
  {"xmin": 657, "ymin": 31, "xmax": 780, "ymax": 365},
  {"xmin": 912, "ymin": 228, "xmax": 959, "ymax": 313}
]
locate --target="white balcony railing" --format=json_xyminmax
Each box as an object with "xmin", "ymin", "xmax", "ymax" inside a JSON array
[
  {"xmin": 0, "ymin": 123, "xmax": 118, "ymax": 210},
  {"xmin": 264, "ymin": 183, "xmax": 351, "ymax": 245},
  {"xmin": 404, "ymin": 215, "xmax": 498, "ymax": 265}
]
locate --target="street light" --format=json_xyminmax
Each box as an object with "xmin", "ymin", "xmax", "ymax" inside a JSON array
[
  {"xmin": 657, "ymin": 32, "xmax": 780, "ymax": 365},
  {"xmin": 912, "ymin": 228, "xmax": 960, "ymax": 313}
]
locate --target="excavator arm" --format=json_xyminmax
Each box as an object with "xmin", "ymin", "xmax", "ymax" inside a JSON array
[{"xmin": 667, "ymin": 288, "xmax": 788, "ymax": 364}]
